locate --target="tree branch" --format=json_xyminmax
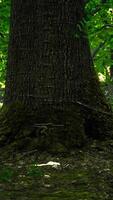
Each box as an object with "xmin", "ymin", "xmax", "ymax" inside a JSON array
[{"xmin": 92, "ymin": 40, "xmax": 107, "ymax": 58}]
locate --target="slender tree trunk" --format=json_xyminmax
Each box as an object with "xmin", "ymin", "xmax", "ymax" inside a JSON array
[{"xmin": 2, "ymin": 0, "xmax": 113, "ymax": 151}]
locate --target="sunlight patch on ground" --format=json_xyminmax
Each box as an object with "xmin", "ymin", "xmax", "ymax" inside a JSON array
[{"xmin": 36, "ymin": 161, "xmax": 61, "ymax": 169}]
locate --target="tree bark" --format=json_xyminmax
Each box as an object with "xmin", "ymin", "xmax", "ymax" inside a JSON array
[
  {"xmin": 2, "ymin": 0, "xmax": 113, "ymax": 151},
  {"xmin": 5, "ymin": 0, "xmax": 102, "ymax": 109}
]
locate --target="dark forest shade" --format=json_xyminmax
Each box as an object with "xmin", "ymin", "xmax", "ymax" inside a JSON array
[
  {"xmin": 2, "ymin": 0, "xmax": 113, "ymax": 149},
  {"xmin": 5, "ymin": 0, "xmax": 104, "ymax": 109}
]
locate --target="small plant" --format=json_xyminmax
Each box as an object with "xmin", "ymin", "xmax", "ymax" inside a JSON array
[
  {"xmin": 0, "ymin": 166, "xmax": 14, "ymax": 182},
  {"xmin": 27, "ymin": 164, "xmax": 44, "ymax": 178}
]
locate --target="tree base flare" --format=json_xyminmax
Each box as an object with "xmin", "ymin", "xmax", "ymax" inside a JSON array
[{"xmin": 0, "ymin": 102, "xmax": 113, "ymax": 154}]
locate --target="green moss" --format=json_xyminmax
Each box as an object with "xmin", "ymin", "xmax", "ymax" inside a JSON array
[{"xmin": 0, "ymin": 101, "xmax": 87, "ymax": 152}]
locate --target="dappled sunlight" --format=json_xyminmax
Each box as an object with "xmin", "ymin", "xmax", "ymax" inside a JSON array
[
  {"xmin": 1, "ymin": 0, "xmax": 113, "ymax": 199},
  {"xmin": 36, "ymin": 161, "xmax": 61, "ymax": 169},
  {"xmin": 98, "ymin": 73, "xmax": 106, "ymax": 82},
  {"xmin": 0, "ymin": 145, "xmax": 113, "ymax": 199},
  {"xmin": 0, "ymin": 102, "xmax": 3, "ymax": 108}
]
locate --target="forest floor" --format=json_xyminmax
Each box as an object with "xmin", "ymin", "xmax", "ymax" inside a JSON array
[
  {"xmin": 0, "ymin": 83, "xmax": 113, "ymax": 199},
  {"xmin": 0, "ymin": 140, "xmax": 113, "ymax": 200}
]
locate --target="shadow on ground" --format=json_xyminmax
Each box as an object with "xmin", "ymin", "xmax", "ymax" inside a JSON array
[{"xmin": 0, "ymin": 140, "xmax": 113, "ymax": 200}]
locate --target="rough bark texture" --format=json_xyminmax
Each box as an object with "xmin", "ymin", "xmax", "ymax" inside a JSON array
[
  {"xmin": 5, "ymin": 0, "xmax": 104, "ymax": 109},
  {"xmin": 2, "ymin": 0, "xmax": 113, "ymax": 151}
]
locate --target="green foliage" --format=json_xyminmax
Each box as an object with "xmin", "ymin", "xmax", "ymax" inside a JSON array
[
  {"xmin": 0, "ymin": 0, "xmax": 113, "ymax": 87},
  {"xmin": 0, "ymin": 163, "xmax": 43, "ymax": 184},
  {"xmin": 85, "ymin": 0, "xmax": 113, "ymax": 82},
  {"xmin": 74, "ymin": 18, "xmax": 87, "ymax": 39},
  {"xmin": 0, "ymin": 0, "xmax": 10, "ymax": 85},
  {"xmin": 27, "ymin": 165, "xmax": 44, "ymax": 178},
  {"xmin": 0, "ymin": 165, "xmax": 14, "ymax": 182}
]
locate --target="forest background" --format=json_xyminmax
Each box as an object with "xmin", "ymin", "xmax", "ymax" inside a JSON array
[
  {"xmin": 1, "ymin": 1, "xmax": 113, "ymax": 198},
  {"xmin": 1, "ymin": 0, "xmax": 113, "ymax": 107}
]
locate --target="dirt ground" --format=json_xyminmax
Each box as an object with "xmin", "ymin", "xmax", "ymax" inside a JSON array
[{"xmin": 0, "ymin": 140, "xmax": 113, "ymax": 200}]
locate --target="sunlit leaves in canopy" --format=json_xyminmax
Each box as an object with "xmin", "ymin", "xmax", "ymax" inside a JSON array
[
  {"xmin": 0, "ymin": 0, "xmax": 10, "ymax": 85},
  {"xmin": 86, "ymin": 0, "xmax": 113, "ymax": 81}
]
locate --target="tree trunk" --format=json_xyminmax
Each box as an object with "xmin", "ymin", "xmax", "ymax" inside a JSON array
[
  {"xmin": 2, "ymin": 0, "xmax": 113, "ymax": 151},
  {"xmin": 4, "ymin": 1, "xmax": 102, "ymax": 108}
]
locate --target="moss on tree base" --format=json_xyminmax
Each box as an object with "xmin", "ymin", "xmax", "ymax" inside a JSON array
[
  {"xmin": 0, "ymin": 102, "xmax": 87, "ymax": 152},
  {"xmin": 0, "ymin": 101, "xmax": 113, "ymax": 154}
]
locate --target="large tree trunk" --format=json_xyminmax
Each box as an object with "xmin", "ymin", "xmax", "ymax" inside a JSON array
[
  {"xmin": 4, "ymin": 0, "xmax": 102, "ymax": 108},
  {"xmin": 1, "ymin": 0, "xmax": 113, "ymax": 151}
]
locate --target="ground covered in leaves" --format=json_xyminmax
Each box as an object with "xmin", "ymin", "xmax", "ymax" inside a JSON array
[{"xmin": 0, "ymin": 140, "xmax": 113, "ymax": 200}]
